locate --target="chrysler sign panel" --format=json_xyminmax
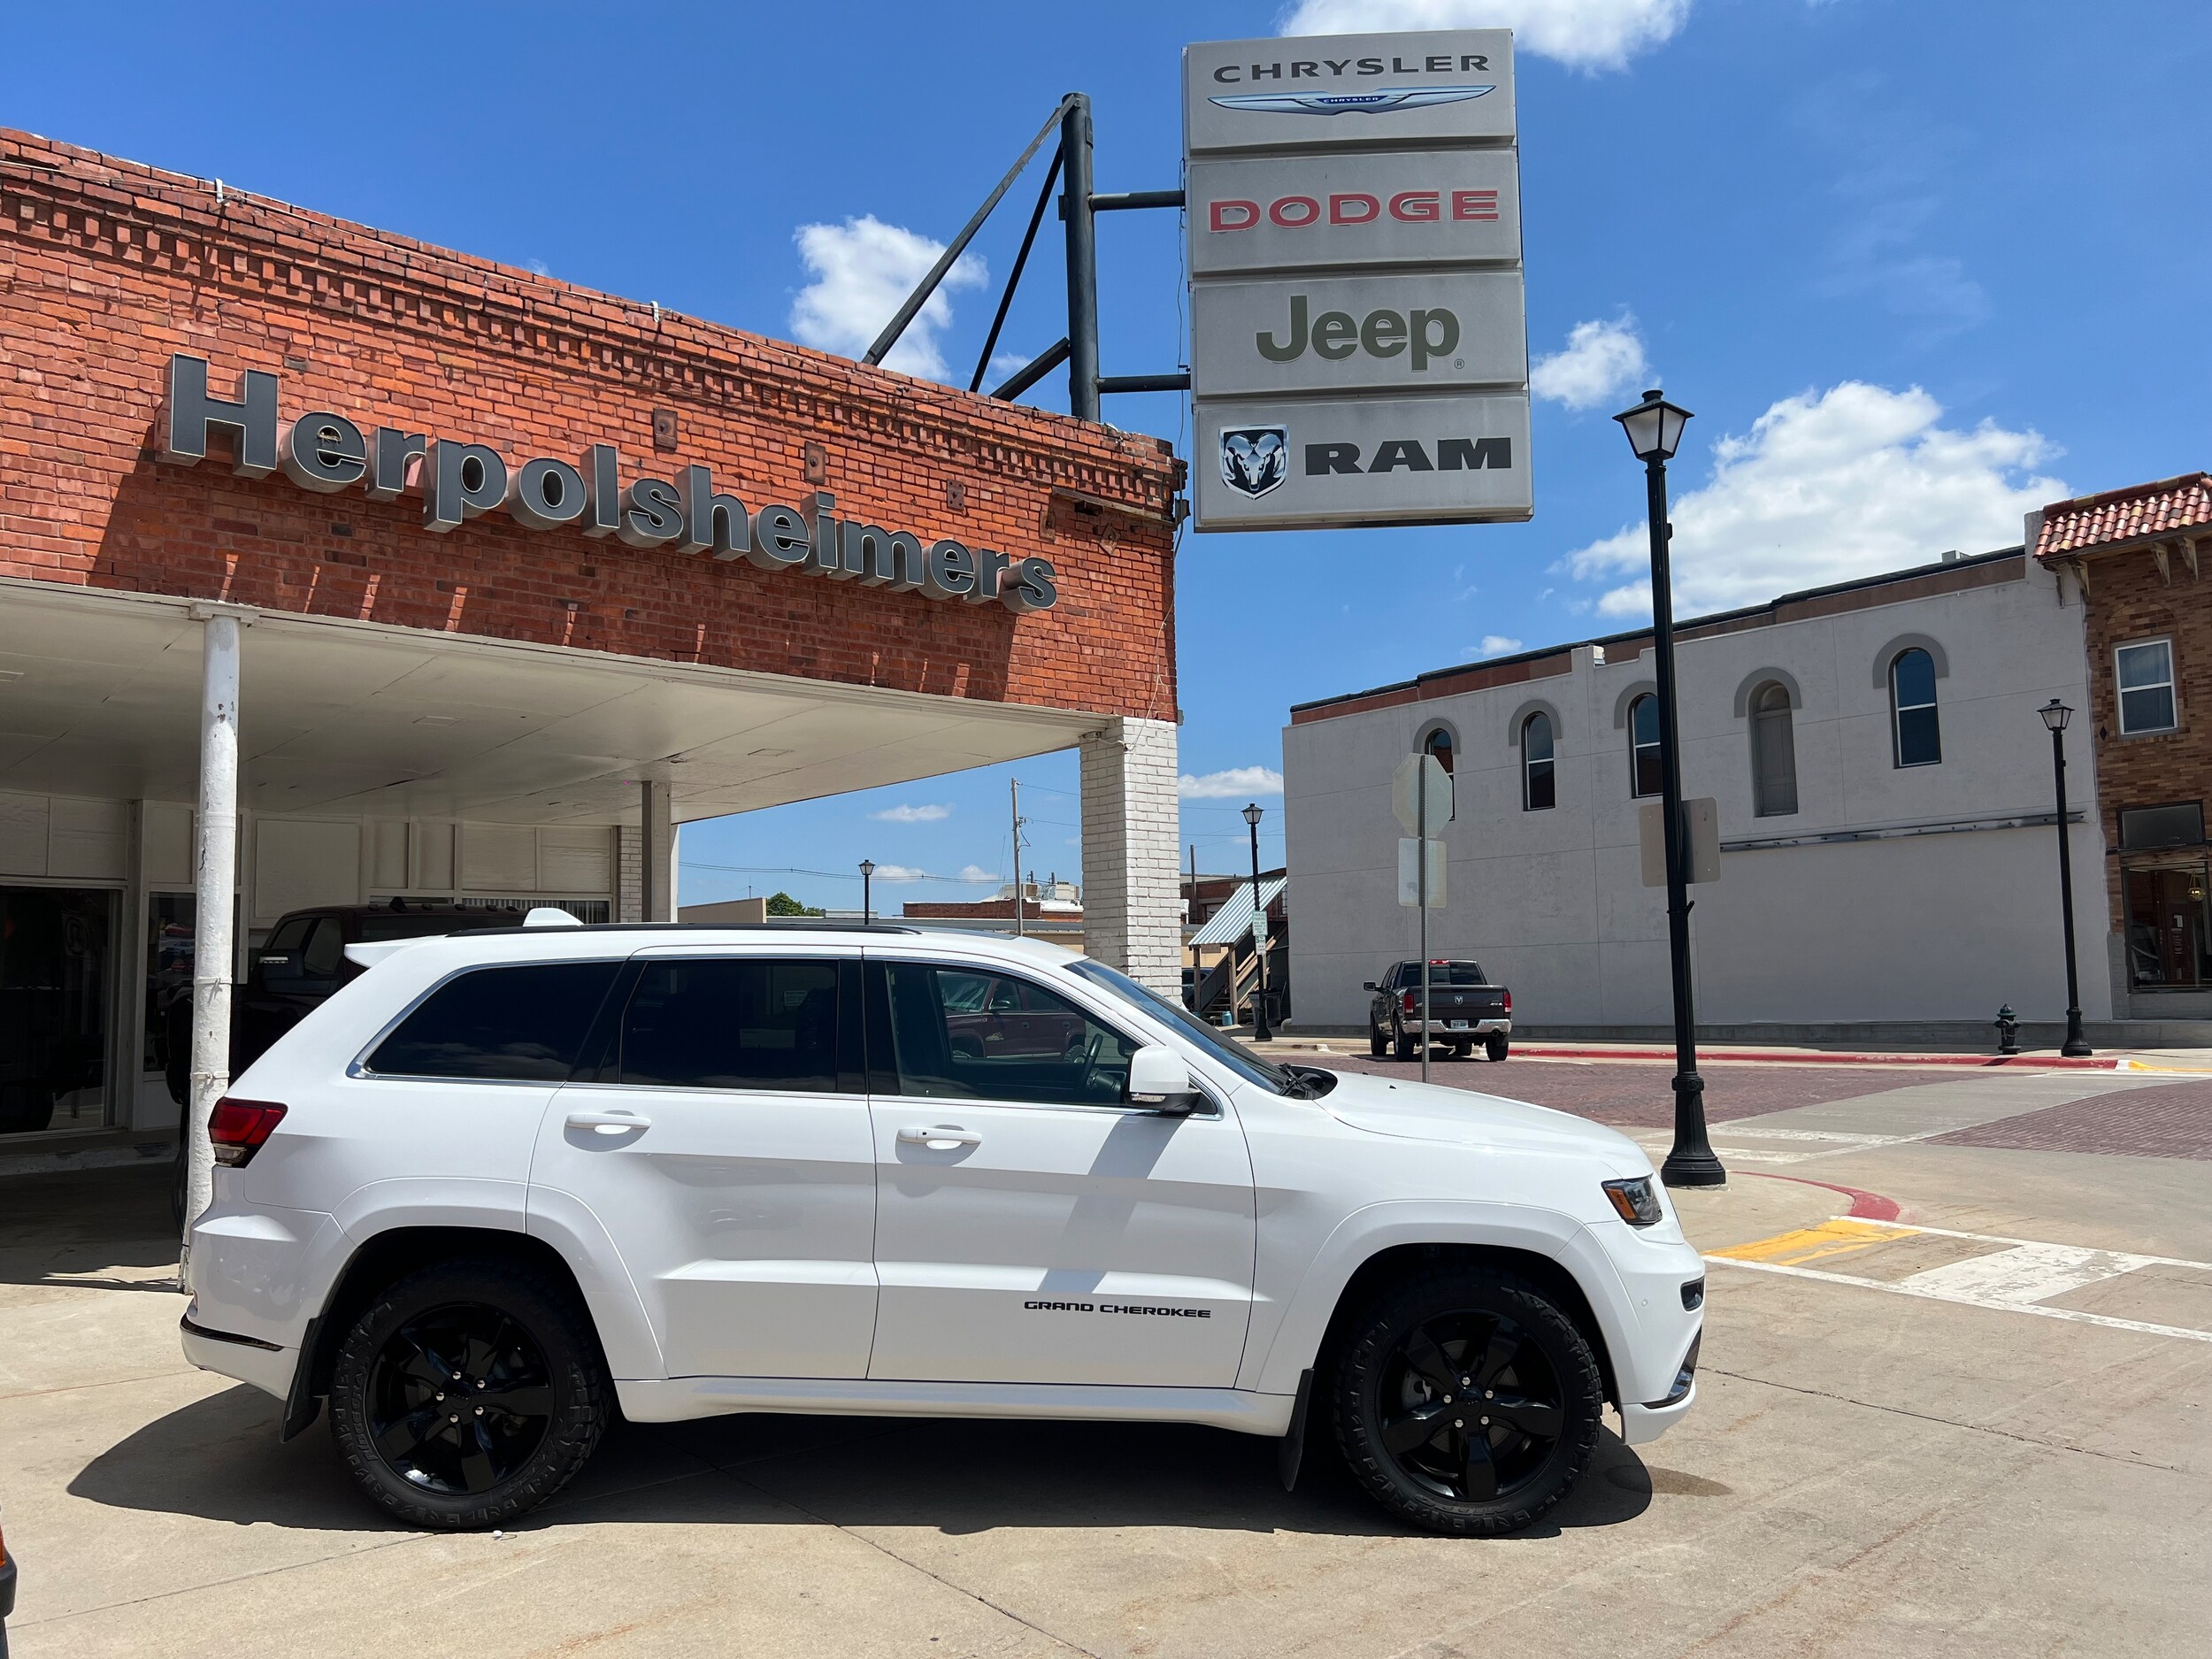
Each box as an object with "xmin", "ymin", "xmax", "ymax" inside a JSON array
[
  {"xmin": 1186, "ymin": 28, "xmax": 1531, "ymax": 531},
  {"xmin": 1196, "ymin": 394, "xmax": 1532, "ymax": 529},
  {"xmin": 1183, "ymin": 30, "xmax": 1517, "ymax": 154}
]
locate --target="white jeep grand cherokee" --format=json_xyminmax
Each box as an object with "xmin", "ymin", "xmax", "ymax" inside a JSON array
[{"xmin": 182, "ymin": 920, "xmax": 1703, "ymax": 1536}]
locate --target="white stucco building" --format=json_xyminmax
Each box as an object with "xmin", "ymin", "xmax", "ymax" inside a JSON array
[{"xmin": 1284, "ymin": 547, "xmax": 2117, "ymax": 1042}]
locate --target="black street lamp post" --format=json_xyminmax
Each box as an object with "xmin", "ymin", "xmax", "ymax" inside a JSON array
[
  {"xmin": 859, "ymin": 858, "xmax": 875, "ymax": 926},
  {"xmin": 1242, "ymin": 802, "xmax": 1272, "ymax": 1041},
  {"xmin": 2039, "ymin": 700, "xmax": 2094, "ymax": 1057},
  {"xmin": 1612, "ymin": 389, "xmax": 1724, "ymax": 1189}
]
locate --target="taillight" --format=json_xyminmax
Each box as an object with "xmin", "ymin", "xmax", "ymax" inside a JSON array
[
  {"xmin": 1502, "ymin": 988, "xmax": 1512, "ymax": 1015},
  {"xmin": 1401, "ymin": 990, "xmax": 1417, "ymax": 1015},
  {"xmin": 208, "ymin": 1097, "xmax": 288, "ymax": 1167}
]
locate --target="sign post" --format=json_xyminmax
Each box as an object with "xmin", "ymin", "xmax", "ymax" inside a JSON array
[
  {"xmin": 1393, "ymin": 753, "xmax": 1451, "ymax": 1082},
  {"xmin": 1183, "ymin": 29, "xmax": 1531, "ymax": 532}
]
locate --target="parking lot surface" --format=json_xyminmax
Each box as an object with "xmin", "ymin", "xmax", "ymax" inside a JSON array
[{"xmin": 4, "ymin": 1061, "xmax": 2208, "ymax": 1657}]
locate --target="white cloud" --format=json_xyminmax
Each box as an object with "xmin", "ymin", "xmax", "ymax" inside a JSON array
[
  {"xmin": 1279, "ymin": 0, "xmax": 1692, "ymax": 72},
  {"xmin": 1560, "ymin": 381, "xmax": 2063, "ymax": 618},
  {"xmin": 869, "ymin": 863, "xmax": 928, "ymax": 883},
  {"xmin": 1531, "ymin": 316, "xmax": 1650, "ymax": 411},
  {"xmin": 956, "ymin": 864, "xmax": 1000, "ymax": 884},
  {"xmin": 871, "ymin": 803, "xmax": 950, "ymax": 823},
  {"xmin": 1179, "ymin": 766, "xmax": 1286, "ymax": 799},
  {"xmin": 788, "ymin": 215, "xmax": 986, "ymax": 382},
  {"xmin": 1475, "ymin": 634, "xmax": 1525, "ymax": 657}
]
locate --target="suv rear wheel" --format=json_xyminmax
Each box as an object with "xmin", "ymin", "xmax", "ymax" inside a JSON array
[
  {"xmin": 1331, "ymin": 1263, "xmax": 1602, "ymax": 1535},
  {"xmin": 329, "ymin": 1257, "xmax": 609, "ymax": 1531}
]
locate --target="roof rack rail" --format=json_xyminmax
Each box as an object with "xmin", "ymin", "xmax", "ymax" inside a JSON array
[{"xmin": 446, "ymin": 920, "xmax": 925, "ymax": 940}]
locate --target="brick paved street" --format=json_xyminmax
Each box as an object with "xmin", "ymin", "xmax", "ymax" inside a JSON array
[
  {"xmin": 1931, "ymin": 1077, "xmax": 2212, "ymax": 1161},
  {"xmin": 1318, "ymin": 1056, "xmax": 1939, "ymax": 1128}
]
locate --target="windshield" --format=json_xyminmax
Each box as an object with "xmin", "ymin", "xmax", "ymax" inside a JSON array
[
  {"xmin": 1402, "ymin": 960, "xmax": 1488, "ymax": 987},
  {"xmin": 1065, "ymin": 957, "xmax": 1294, "ymax": 1094}
]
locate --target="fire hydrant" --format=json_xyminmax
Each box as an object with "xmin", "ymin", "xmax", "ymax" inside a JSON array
[{"xmin": 1994, "ymin": 1003, "xmax": 2020, "ymax": 1056}]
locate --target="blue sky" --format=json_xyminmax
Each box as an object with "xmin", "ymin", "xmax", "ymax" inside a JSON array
[{"xmin": 9, "ymin": 2, "xmax": 2206, "ymax": 909}]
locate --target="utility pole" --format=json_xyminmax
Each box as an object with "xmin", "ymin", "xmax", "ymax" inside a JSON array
[{"xmin": 1010, "ymin": 778, "xmax": 1026, "ymax": 938}]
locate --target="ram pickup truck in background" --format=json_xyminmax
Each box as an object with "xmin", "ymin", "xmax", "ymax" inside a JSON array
[{"xmin": 1365, "ymin": 959, "xmax": 1511, "ymax": 1062}]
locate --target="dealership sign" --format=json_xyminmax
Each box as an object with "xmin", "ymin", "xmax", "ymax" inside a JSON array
[
  {"xmin": 1183, "ymin": 29, "xmax": 1530, "ymax": 531},
  {"xmin": 157, "ymin": 354, "xmax": 1057, "ymax": 611}
]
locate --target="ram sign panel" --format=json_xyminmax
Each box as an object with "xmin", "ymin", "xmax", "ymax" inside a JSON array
[
  {"xmin": 1184, "ymin": 30, "xmax": 1517, "ymax": 154},
  {"xmin": 1188, "ymin": 150, "xmax": 1523, "ymax": 275},
  {"xmin": 1192, "ymin": 271, "xmax": 1527, "ymax": 397},
  {"xmin": 1194, "ymin": 393, "xmax": 1532, "ymax": 530},
  {"xmin": 1185, "ymin": 28, "xmax": 1529, "ymax": 533}
]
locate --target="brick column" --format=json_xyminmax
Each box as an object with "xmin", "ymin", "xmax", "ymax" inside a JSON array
[{"xmin": 1079, "ymin": 717, "xmax": 1181, "ymax": 995}]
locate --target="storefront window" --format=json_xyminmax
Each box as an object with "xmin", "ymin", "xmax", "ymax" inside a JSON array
[
  {"xmin": 2124, "ymin": 864, "xmax": 2212, "ymax": 989},
  {"xmin": 144, "ymin": 893, "xmax": 196, "ymax": 1084},
  {"xmin": 0, "ymin": 887, "xmax": 115, "ymax": 1135}
]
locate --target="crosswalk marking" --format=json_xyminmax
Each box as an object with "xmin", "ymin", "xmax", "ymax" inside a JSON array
[{"xmin": 1707, "ymin": 1219, "xmax": 2212, "ymax": 1345}]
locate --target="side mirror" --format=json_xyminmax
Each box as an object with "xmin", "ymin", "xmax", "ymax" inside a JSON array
[
  {"xmin": 257, "ymin": 949, "xmax": 303, "ymax": 982},
  {"xmin": 1126, "ymin": 1044, "xmax": 1201, "ymax": 1116},
  {"xmin": 1361, "ymin": 981, "xmax": 1378, "ymax": 991}
]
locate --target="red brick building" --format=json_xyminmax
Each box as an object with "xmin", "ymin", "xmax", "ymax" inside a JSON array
[
  {"xmin": 2034, "ymin": 474, "xmax": 2212, "ymax": 1018},
  {"xmin": 0, "ymin": 127, "xmax": 1185, "ymax": 1147}
]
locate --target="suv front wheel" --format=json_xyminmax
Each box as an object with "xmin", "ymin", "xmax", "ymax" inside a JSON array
[
  {"xmin": 329, "ymin": 1257, "xmax": 609, "ymax": 1531},
  {"xmin": 1331, "ymin": 1262, "xmax": 1603, "ymax": 1535}
]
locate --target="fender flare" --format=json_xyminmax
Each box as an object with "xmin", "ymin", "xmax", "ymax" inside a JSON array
[{"xmin": 1238, "ymin": 1200, "xmax": 1635, "ymax": 1399}]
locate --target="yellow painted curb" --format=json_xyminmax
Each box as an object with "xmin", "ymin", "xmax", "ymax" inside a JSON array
[{"xmin": 1708, "ymin": 1217, "xmax": 1906, "ymax": 1268}]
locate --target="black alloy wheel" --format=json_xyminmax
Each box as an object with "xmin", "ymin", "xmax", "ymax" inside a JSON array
[
  {"xmin": 330, "ymin": 1258, "xmax": 607, "ymax": 1530},
  {"xmin": 1333, "ymin": 1263, "xmax": 1602, "ymax": 1534},
  {"xmin": 1486, "ymin": 1034, "xmax": 1509, "ymax": 1063},
  {"xmin": 1391, "ymin": 1019, "xmax": 1417, "ymax": 1061},
  {"xmin": 367, "ymin": 1305, "xmax": 553, "ymax": 1495},
  {"xmin": 1369, "ymin": 1022, "xmax": 1388, "ymax": 1057}
]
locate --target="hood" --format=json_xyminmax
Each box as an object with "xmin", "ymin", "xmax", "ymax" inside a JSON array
[{"xmin": 1312, "ymin": 1067, "xmax": 1652, "ymax": 1174}]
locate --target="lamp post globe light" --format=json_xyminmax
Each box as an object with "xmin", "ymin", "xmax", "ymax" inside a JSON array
[
  {"xmin": 1242, "ymin": 801, "xmax": 1272, "ymax": 1042},
  {"xmin": 1611, "ymin": 389, "xmax": 1725, "ymax": 1189},
  {"xmin": 858, "ymin": 858, "xmax": 875, "ymax": 926},
  {"xmin": 2039, "ymin": 699, "xmax": 2094, "ymax": 1057}
]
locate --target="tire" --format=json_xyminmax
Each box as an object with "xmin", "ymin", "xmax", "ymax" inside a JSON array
[
  {"xmin": 1369, "ymin": 1022, "xmax": 1387, "ymax": 1058},
  {"xmin": 1486, "ymin": 1034, "xmax": 1509, "ymax": 1064},
  {"xmin": 329, "ymin": 1256, "xmax": 609, "ymax": 1532},
  {"xmin": 1330, "ymin": 1262, "xmax": 1603, "ymax": 1536},
  {"xmin": 1391, "ymin": 1020, "xmax": 1417, "ymax": 1062},
  {"xmin": 1450, "ymin": 1043, "xmax": 1474, "ymax": 1061}
]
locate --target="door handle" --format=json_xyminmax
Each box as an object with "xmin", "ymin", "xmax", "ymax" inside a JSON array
[
  {"xmin": 897, "ymin": 1124, "xmax": 980, "ymax": 1149},
  {"xmin": 565, "ymin": 1110, "xmax": 651, "ymax": 1135}
]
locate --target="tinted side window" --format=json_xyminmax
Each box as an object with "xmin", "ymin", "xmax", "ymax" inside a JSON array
[
  {"xmin": 302, "ymin": 917, "xmax": 346, "ymax": 978},
  {"xmin": 618, "ymin": 958, "xmax": 840, "ymax": 1092},
  {"xmin": 367, "ymin": 962, "xmax": 619, "ymax": 1080},
  {"xmin": 881, "ymin": 962, "xmax": 1136, "ymax": 1105}
]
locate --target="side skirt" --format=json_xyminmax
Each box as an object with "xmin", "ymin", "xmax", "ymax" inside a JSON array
[{"xmin": 617, "ymin": 1375, "xmax": 1298, "ymax": 1436}]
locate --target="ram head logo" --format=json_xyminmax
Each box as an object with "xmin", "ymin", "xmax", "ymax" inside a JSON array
[{"xmin": 1219, "ymin": 426, "xmax": 1288, "ymax": 500}]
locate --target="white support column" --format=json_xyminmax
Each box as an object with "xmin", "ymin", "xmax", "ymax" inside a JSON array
[
  {"xmin": 183, "ymin": 604, "xmax": 250, "ymax": 1261},
  {"xmin": 641, "ymin": 780, "xmax": 676, "ymax": 922},
  {"xmin": 1079, "ymin": 717, "xmax": 1181, "ymax": 995}
]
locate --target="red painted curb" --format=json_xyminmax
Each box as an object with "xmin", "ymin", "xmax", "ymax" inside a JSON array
[
  {"xmin": 1743, "ymin": 1171, "xmax": 1903, "ymax": 1223},
  {"xmin": 1514, "ymin": 1044, "xmax": 2115, "ymax": 1071}
]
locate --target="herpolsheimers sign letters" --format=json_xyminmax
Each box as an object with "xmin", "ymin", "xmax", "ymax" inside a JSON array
[{"xmin": 1183, "ymin": 29, "xmax": 1532, "ymax": 531}]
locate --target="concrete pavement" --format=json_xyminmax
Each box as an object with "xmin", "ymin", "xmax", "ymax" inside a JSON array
[{"xmin": 4, "ymin": 1059, "xmax": 2210, "ymax": 1657}]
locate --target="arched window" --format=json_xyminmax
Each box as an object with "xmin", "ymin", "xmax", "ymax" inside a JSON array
[
  {"xmin": 1522, "ymin": 711, "xmax": 1555, "ymax": 810},
  {"xmin": 1891, "ymin": 648, "xmax": 1941, "ymax": 766},
  {"xmin": 1628, "ymin": 694, "xmax": 1662, "ymax": 797},
  {"xmin": 1750, "ymin": 682, "xmax": 1798, "ymax": 817},
  {"xmin": 1420, "ymin": 723, "xmax": 1456, "ymax": 820}
]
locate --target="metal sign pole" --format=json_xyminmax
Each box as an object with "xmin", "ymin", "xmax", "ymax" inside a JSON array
[{"xmin": 1418, "ymin": 762, "xmax": 1431, "ymax": 1085}]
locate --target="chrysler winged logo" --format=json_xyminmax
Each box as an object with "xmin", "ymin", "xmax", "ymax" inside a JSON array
[
  {"xmin": 1219, "ymin": 426, "xmax": 1288, "ymax": 499},
  {"xmin": 1210, "ymin": 86, "xmax": 1494, "ymax": 118}
]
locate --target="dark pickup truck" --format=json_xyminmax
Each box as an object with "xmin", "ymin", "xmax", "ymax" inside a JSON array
[{"xmin": 1363, "ymin": 959, "xmax": 1511, "ymax": 1062}]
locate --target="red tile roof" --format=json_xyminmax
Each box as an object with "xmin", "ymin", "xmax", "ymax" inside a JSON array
[{"xmin": 2034, "ymin": 472, "xmax": 2212, "ymax": 560}]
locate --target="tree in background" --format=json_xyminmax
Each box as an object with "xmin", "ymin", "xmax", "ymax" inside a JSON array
[{"xmin": 765, "ymin": 891, "xmax": 825, "ymax": 918}]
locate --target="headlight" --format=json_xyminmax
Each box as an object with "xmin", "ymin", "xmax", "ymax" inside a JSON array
[{"xmin": 1602, "ymin": 1176, "xmax": 1663, "ymax": 1227}]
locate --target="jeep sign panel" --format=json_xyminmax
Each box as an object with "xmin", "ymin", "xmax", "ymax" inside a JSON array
[{"xmin": 1185, "ymin": 28, "xmax": 1531, "ymax": 530}]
